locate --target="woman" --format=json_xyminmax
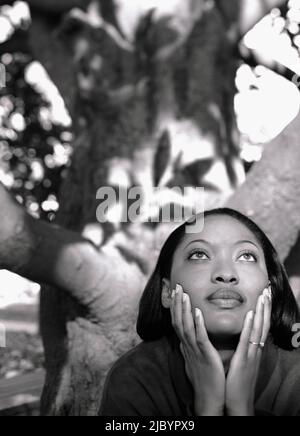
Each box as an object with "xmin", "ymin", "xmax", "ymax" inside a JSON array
[{"xmin": 100, "ymin": 208, "xmax": 300, "ymax": 416}]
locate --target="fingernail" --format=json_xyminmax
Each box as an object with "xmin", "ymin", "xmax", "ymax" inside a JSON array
[
  {"xmin": 248, "ymin": 310, "xmax": 254, "ymax": 320},
  {"xmin": 263, "ymin": 288, "xmax": 272, "ymax": 302},
  {"xmin": 195, "ymin": 308, "xmax": 201, "ymax": 318},
  {"xmin": 261, "ymin": 295, "xmax": 265, "ymax": 305},
  {"xmin": 175, "ymin": 284, "xmax": 182, "ymax": 294},
  {"xmin": 182, "ymin": 293, "xmax": 188, "ymax": 303}
]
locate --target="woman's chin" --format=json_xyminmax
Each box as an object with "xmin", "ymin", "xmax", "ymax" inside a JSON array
[{"xmin": 204, "ymin": 313, "xmax": 244, "ymax": 338}]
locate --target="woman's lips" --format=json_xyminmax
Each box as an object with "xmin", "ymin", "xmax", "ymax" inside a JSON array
[{"xmin": 207, "ymin": 289, "xmax": 244, "ymax": 309}]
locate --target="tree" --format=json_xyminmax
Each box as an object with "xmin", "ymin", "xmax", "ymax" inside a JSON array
[{"xmin": 0, "ymin": 0, "xmax": 297, "ymax": 415}]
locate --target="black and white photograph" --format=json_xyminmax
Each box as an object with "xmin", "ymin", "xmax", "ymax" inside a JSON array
[{"xmin": 0, "ymin": 0, "xmax": 300, "ymax": 419}]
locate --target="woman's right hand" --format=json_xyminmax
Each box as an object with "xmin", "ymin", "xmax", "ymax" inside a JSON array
[{"xmin": 171, "ymin": 284, "xmax": 225, "ymax": 416}]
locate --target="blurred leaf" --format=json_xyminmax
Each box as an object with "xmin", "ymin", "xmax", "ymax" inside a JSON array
[
  {"xmin": 153, "ymin": 129, "xmax": 171, "ymax": 186},
  {"xmin": 0, "ymin": 51, "xmax": 73, "ymax": 221}
]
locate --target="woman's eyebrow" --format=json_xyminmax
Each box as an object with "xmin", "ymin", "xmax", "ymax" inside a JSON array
[
  {"xmin": 184, "ymin": 239, "xmax": 260, "ymax": 249},
  {"xmin": 184, "ymin": 239, "xmax": 210, "ymax": 249},
  {"xmin": 234, "ymin": 240, "xmax": 259, "ymax": 248}
]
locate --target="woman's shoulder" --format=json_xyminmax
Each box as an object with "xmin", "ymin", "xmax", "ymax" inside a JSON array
[
  {"xmin": 277, "ymin": 344, "xmax": 300, "ymax": 372},
  {"xmin": 268, "ymin": 345, "xmax": 300, "ymax": 415},
  {"xmin": 108, "ymin": 336, "xmax": 174, "ymax": 379},
  {"xmin": 100, "ymin": 336, "xmax": 180, "ymax": 416}
]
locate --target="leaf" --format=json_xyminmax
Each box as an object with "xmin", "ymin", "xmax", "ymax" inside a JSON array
[{"xmin": 153, "ymin": 129, "xmax": 172, "ymax": 186}]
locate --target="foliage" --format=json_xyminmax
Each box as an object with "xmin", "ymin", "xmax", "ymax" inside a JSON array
[{"xmin": 0, "ymin": 51, "xmax": 73, "ymax": 222}]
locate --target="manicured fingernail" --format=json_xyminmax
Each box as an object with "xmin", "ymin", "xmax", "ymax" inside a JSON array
[
  {"xmin": 176, "ymin": 284, "xmax": 182, "ymax": 293},
  {"xmin": 248, "ymin": 310, "xmax": 254, "ymax": 320},
  {"xmin": 195, "ymin": 308, "xmax": 201, "ymax": 318},
  {"xmin": 183, "ymin": 293, "xmax": 188, "ymax": 303},
  {"xmin": 260, "ymin": 295, "xmax": 265, "ymax": 306},
  {"xmin": 264, "ymin": 289, "xmax": 272, "ymax": 302}
]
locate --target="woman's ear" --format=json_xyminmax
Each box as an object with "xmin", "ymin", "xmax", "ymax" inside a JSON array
[{"xmin": 161, "ymin": 278, "xmax": 172, "ymax": 309}]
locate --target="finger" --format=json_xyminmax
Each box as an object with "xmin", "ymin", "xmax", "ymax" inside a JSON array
[
  {"xmin": 179, "ymin": 342, "xmax": 187, "ymax": 359},
  {"xmin": 170, "ymin": 289, "xmax": 175, "ymax": 325},
  {"xmin": 182, "ymin": 293, "xmax": 197, "ymax": 347},
  {"xmin": 195, "ymin": 308, "xmax": 211, "ymax": 348},
  {"xmin": 261, "ymin": 288, "xmax": 272, "ymax": 344},
  {"xmin": 248, "ymin": 294, "xmax": 264, "ymax": 359},
  {"xmin": 255, "ymin": 290, "xmax": 271, "ymax": 374},
  {"xmin": 172, "ymin": 284, "xmax": 184, "ymax": 339},
  {"xmin": 235, "ymin": 310, "xmax": 254, "ymax": 361},
  {"xmin": 195, "ymin": 309, "xmax": 224, "ymax": 367}
]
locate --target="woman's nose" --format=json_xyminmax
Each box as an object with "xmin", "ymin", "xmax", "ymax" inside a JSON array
[{"xmin": 212, "ymin": 264, "xmax": 239, "ymax": 285}]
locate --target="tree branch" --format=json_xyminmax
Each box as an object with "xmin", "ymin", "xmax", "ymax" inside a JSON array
[
  {"xmin": 0, "ymin": 183, "xmax": 145, "ymax": 323},
  {"xmin": 227, "ymin": 113, "xmax": 300, "ymax": 262}
]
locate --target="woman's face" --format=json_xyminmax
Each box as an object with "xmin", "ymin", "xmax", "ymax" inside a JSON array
[{"xmin": 165, "ymin": 214, "xmax": 269, "ymax": 337}]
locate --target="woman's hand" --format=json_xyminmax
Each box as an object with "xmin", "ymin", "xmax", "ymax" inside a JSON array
[
  {"xmin": 171, "ymin": 284, "xmax": 225, "ymax": 416},
  {"xmin": 225, "ymin": 287, "xmax": 272, "ymax": 416}
]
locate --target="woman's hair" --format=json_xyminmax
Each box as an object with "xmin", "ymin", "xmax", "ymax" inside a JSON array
[{"xmin": 137, "ymin": 208, "xmax": 300, "ymax": 351}]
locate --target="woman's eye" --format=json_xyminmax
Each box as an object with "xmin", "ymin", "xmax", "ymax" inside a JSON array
[
  {"xmin": 238, "ymin": 252, "xmax": 257, "ymax": 262},
  {"xmin": 189, "ymin": 251, "xmax": 209, "ymax": 260}
]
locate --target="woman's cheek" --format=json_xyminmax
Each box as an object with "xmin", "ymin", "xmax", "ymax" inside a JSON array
[
  {"xmin": 171, "ymin": 266, "xmax": 210, "ymax": 304},
  {"xmin": 247, "ymin": 289, "xmax": 263, "ymax": 311},
  {"xmin": 170, "ymin": 266, "xmax": 192, "ymax": 290},
  {"xmin": 180, "ymin": 284, "xmax": 208, "ymax": 311}
]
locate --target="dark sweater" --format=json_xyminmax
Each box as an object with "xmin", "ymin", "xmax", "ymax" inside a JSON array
[{"xmin": 100, "ymin": 334, "xmax": 300, "ymax": 416}]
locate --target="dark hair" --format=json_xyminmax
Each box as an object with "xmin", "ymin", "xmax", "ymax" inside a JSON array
[{"xmin": 137, "ymin": 208, "xmax": 300, "ymax": 350}]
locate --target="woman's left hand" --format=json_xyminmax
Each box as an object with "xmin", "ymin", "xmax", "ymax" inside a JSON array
[{"xmin": 225, "ymin": 287, "xmax": 272, "ymax": 416}]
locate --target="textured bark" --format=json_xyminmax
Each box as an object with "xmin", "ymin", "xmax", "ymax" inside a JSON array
[{"xmin": 285, "ymin": 236, "xmax": 300, "ymax": 303}]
